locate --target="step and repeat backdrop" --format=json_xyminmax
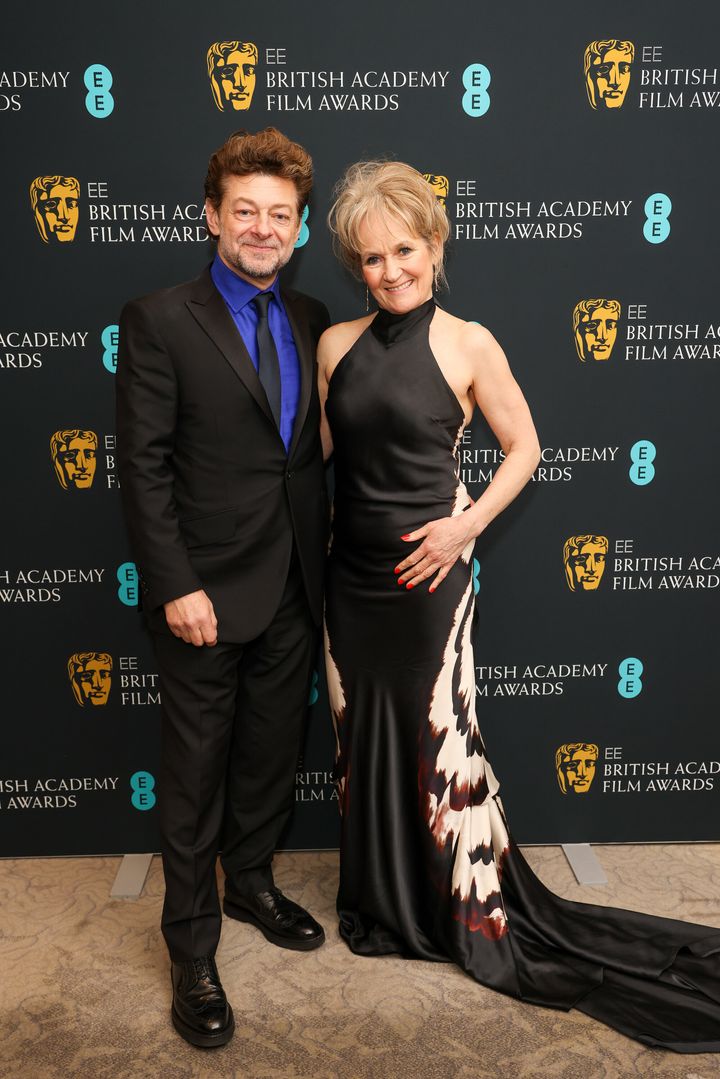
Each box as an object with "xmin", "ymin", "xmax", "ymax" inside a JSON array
[{"xmin": 3, "ymin": 1, "xmax": 719, "ymax": 856}]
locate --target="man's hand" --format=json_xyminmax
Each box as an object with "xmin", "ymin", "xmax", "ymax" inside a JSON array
[{"xmin": 164, "ymin": 590, "xmax": 218, "ymax": 646}]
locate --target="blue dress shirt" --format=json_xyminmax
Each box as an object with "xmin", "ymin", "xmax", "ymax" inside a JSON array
[{"xmin": 211, "ymin": 254, "xmax": 301, "ymax": 452}]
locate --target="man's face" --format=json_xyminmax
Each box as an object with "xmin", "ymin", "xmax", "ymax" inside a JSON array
[
  {"xmin": 577, "ymin": 306, "xmax": 618, "ymax": 361},
  {"xmin": 588, "ymin": 48, "xmax": 632, "ymax": 109},
  {"xmin": 57, "ymin": 435, "xmax": 97, "ymax": 489},
  {"xmin": 568, "ymin": 540, "xmax": 606, "ymax": 590},
  {"xmin": 560, "ymin": 749, "xmax": 597, "ymax": 793},
  {"xmin": 212, "ymin": 49, "xmax": 256, "ymax": 110},
  {"xmin": 205, "ymin": 173, "xmax": 301, "ymax": 289},
  {"xmin": 37, "ymin": 184, "xmax": 79, "ymax": 242},
  {"xmin": 75, "ymin": 658, "xmax": 111, "ymax": 706}
]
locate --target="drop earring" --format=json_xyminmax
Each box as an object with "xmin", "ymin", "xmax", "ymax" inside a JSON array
[{"xmin": 366, "ymin": 286, "xmax": 369, "ymax": 312}]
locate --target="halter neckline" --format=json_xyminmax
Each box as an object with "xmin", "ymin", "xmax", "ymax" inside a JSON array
[{"xmin": 370, "ymin": 297, "xmax": 436, "ymax": 347}]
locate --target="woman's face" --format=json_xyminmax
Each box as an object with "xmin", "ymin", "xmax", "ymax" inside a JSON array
[{"xmin": 357, "ymin": 213, "xmax": 437, "ymax": 314}]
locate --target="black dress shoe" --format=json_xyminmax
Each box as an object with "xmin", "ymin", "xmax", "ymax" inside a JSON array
[
  {"xmin": 170, "ymin": 955, "xmax": 235, "ymax": 1048},
  {"xmin": 223, "ymin": 884, "xmax": 325, "ymax": 951}
]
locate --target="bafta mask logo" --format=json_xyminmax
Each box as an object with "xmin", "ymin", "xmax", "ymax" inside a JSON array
[
  {"xmin": 584, "ymin": 40, "xmax": 634, "ymax": 110},
  {"xmin": 50, "ymin": 429, "xmax": 98, "ymax": 490},
  {"xmin": 573, "ymin": 299, "xmax": 621, "ymax": 361},
  {"xmin": 556, "ymin": 743, "xmax": 598, "ymax": 794},
  {"xmin": 563, "ymin": 535, "xmax": 608, "ymax": 592},
  {"xmin": 207, "ymin": 41, "xmax": 258, "ymax": 111},
  {"xmin": 30, "ymin": 175, "xmax": 80, "ymax": 243},
  {"xmin": 423, "ymin": 174, "xmax": 449, "ymax": 208},
  {"xmin": 68, "ymin": 652, "xmax": 113, "ymax": 707}
]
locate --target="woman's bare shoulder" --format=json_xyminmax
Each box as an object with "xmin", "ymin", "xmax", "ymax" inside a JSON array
[
  {"xmin": 433, "ymin": 307, "xmax": 495, "ymax": 353},
  {"xmin": 319, "ymin": 314, "xmax": 374, "ymax": 369}
]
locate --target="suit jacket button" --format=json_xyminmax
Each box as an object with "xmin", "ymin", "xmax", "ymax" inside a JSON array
[{"xmin": 286, "ymin": 470, "xmax": 294, "ymax": 479}]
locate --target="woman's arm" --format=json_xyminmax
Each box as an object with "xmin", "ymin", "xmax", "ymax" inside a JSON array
[
  {"xmin": 316, "ymin": 317, "xmax": 374, "ymax": 462},
  {"xmin": 396, "ymin": 323, "xmax": 540, "ymax": 591},
  {"xmin": 461, "ymin": 322, "xmax": 541, "ymax": 535},
  {"xmin": 317, "ymin": 330, "xmax": 334, "ymax": 462}
]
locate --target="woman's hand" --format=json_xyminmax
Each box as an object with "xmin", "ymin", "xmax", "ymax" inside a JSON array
[{"xmin": 395, "ymin": 515, "xmax": 475, "ymax": 592}]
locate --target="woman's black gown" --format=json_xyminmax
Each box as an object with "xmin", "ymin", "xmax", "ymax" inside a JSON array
[{"xmin": 323, "ymin": 297, "xmax": 720, "ymax": 1053}]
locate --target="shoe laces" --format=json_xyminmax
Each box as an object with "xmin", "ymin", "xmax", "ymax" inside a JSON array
[{"xmin": 193, "ymin": 956, "xmax": 214, "ymax": 981}]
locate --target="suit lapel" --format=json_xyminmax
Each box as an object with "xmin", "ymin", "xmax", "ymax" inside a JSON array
[
  {"xmin": 283, "ymin": 289, "xmax": 315, "ymax": 461},
  {"xmin": 185, "ymin": 270, "xmax": 276, "ymax": 429}
]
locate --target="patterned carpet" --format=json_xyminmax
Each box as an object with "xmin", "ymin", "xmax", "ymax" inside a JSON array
[{"xmin": 4, "ymin": 846, "xmax": 720, "ymax": 1078}]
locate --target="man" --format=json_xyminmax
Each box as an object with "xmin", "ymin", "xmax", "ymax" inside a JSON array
[{"xmin": 116, "ymin": 128, "xmax": 330, "ymax": 1049}]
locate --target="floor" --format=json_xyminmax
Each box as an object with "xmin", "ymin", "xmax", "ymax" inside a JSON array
[{"xmin": 3, "ymin": 845, "xmax": 720, "ymax": 1078}]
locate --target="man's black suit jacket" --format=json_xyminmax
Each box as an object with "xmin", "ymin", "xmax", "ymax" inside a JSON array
[{"xmin": 116, "ymin": 267, "xmax": 331, "ymax": 642}]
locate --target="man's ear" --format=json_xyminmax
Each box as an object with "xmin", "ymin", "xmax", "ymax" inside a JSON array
[
  {"xmin": 205, "ymin": 198, "xmax": 220, "ymax": 238},
  {"xmin": 293, "ymin": 209, "xmax": 303, "ymax": 245}
]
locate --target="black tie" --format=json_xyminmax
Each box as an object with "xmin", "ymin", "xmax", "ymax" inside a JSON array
[{"xmin": 252, "ymin": 292, "xmax": 282, "ymax": 429}]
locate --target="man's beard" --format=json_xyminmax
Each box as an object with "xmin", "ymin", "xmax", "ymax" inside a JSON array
[{"xmin": 219, "ymin": 238, "xmax": 290, "ymax": 281}]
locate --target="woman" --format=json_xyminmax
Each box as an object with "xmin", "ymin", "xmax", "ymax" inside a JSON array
[{"xmin": 318, "ymin": 160, "xmax": 720, "ymax": 1052}]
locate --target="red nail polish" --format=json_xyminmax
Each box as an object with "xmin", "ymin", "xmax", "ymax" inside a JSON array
[
  {"xmin": 394, "ymin": 567, "xmax": 401, "ymax": 574},
  {"xmin": 401, "ymin": 534, "xmax": 411, "ymax": 540},
  {"xmin": 406, "ymin": 582, "xmax": 414, "ymax": 590},
  {"xmin": 397, "ymin": 578, "xmax": 405, "ymax": 586}
]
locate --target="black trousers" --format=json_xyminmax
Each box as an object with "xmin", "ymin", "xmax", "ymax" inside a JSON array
[{"xmin": 152, "ymin": 554, "xmax": 316, "ymax": 961}]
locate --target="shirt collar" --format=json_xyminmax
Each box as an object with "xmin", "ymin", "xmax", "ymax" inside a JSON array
[{"xmin": 211, "ymin": 254, "xmax": 282, "ymax": 314}]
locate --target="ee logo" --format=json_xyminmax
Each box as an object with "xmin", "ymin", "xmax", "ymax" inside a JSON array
[
  {"xmin": 629, "ymin": 440, "xmax": 656, "ymax": 485},
  {"xmin": 308, "ymin": 670, "xmax": 319, "ymax": 706},
  {"xmin": 130, "ymin": 771, "xmax": 156, "ymax": 811},
  {"xmin": 462, "ymin": 64, "xmax": 491, "ymax": 117},
  {"xmin": 84, "ymin": 64, "xmax": 114, "ymax": 118},
  {"xmin": 618, "ymin": 657, "xmax": 643, "ymax": 698},
  {"xmin": 102, "ymin": 325, "xmax": 119, "ymax": 374},
  {"xmin": 117, "ymin": 562, "xmax": 139, "ymax": 606},
  {"xmin": 643, "ymin": 193, "xmax": 671, "ymax": 244},
  {"xmin": 472, "ymin": 558, "xmax": 481, "ymax": 595},
  {"xmin": 294, "ymin": 206, "xmax": 309, "ymax": 249}
]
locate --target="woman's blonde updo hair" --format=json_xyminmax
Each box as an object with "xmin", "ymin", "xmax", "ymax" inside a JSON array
[{"xmin": 328, "ymin": 160, "xmax": 450, "ymax": 290}]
